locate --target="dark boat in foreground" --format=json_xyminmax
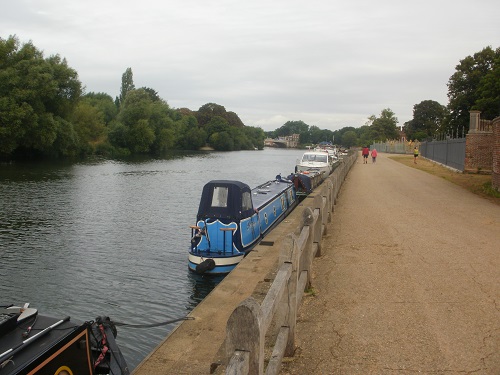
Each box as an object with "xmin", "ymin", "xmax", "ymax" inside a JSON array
[{"xmin": 0, "ymin": 304, "xmax": 129, "ymax": 375}]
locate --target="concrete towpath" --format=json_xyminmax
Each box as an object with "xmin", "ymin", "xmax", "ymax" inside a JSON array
[{"xmin": 280, "ymin": 152, "xmax": 500, "ymax": 374}]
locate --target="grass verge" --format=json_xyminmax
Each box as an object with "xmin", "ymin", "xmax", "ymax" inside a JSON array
[{"xmin": 389, "ymin": 155, "xmax": 500, "ymax": 206}]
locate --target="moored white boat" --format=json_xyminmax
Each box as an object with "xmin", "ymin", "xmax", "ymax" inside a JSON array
[{"xmin": 296, "ymin": 149, "xmax": 336, "ymax": 176}]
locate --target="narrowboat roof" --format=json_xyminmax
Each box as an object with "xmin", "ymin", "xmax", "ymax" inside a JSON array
[
  {"xmin": 250, "ymin": 179, "xmax": 293, "ymax": 210},
  {"xmin": 0, "ymin": 312, "xmax": 86, "ymax": 374}
]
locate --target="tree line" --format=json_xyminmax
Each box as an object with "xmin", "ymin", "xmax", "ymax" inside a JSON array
[
  {"xmin": 265, "ymin": 108, "xmax": 401, "ymax": 149},
  {"xmin": 0, "ymin": 36, "xmax": 265, "ymax": 160},
  {"xmin": 266, "ymin": 46, "xmax": 499, "ymax": 147},
  {"xmin": 1, "ymin": 35, "xmax": 498, "ymax": 160}
]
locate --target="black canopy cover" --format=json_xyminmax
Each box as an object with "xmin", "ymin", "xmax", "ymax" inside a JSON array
[{"xmin": 197, "ymin": 180, "xmax": 254, "ymax": 221}]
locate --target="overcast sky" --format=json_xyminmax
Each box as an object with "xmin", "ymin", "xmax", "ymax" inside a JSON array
[{"xmin": 2, "ymin": 0, "xmax": 499, "ymax": 132}]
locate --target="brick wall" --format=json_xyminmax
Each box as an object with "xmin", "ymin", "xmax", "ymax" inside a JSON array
[
  {"xmin": 465, "ymin": 133, "xmax": 493, "ymax": 173},
  {"xmin": 493, "ymin": 117, "xmax": 500, "ymax": 191},
  {"xmin": 464, "ymin": 111, "xmax": 494, "ymax": 173}
]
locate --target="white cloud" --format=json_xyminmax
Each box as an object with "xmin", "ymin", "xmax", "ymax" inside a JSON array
[{"xmin": 2, "ymin": 0, "xmax": 499, "ymax": 132}]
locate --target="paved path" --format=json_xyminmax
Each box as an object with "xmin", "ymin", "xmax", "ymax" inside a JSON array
[{"xmin": 280, "ymin": 152, "xmax": 500, "ymax": 374}]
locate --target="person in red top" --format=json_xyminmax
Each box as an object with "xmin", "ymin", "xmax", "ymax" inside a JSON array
[
  {"xmin": 371, "ymin": 148, "xmax": 378, "ymax": 163},
  {"xmin": 362, "ymin": 146, "xmax": 369, "ymax": 164}
]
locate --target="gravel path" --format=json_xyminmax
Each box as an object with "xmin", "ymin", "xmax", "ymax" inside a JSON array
[{"xmin": 280, "ymin": 152, "xmax": 500, "ymax": 374}]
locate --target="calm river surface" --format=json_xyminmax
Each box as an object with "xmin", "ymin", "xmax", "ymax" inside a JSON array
[{"xmin": 0, "ymin": 147, "xmax": 305, "ymax": 370}]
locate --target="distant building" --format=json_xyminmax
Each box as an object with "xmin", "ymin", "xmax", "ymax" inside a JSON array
[{"xmin": 264, "ymin": 134, "xmax": 300, "ymax": 148}]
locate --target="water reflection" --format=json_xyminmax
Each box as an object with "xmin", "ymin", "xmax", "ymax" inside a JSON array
[{"xmin": 186, "ymin": 273, "xmax": 225, "ymax": 310}]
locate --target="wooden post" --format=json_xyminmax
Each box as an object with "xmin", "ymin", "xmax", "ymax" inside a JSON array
[
  {"xmin": 279, "ymin": 233, "xmax": 299, "ymax": 356},
  {"xmin": 300, "ymin": 207, "xmax": 314, "ymax": 287},
  {"xmin": 324, "ymin": 180, "xmax": 333, "ymax": 222},
  {"xmin": 226, "ymin": 297, "xmax": 263, "ymax": 374}
]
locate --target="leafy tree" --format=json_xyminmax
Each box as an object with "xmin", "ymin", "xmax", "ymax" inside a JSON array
[
  {"xmin": 229, "ymin": 127, "xmax": 251, "ymax": 150},
  {"xmin": 71, "ymin": 101, "xmax": 107, "ymax": 151},
  {"xmin": 299, "ymin": 131, "xmax": 311, "ymax": 145},
  {"xmin": 275, "ymin": 120, "xmax": 309, "ymax": 136},
  {"xmin": 357, "ymin": 125, "xmax": 375, "ymax": 147},
  {"xmin": 0, "ymin": 36, "xmax": 82, "ymax": 158},
  {"xmin": 51, "ymin": 117, "xmax": 79, "ymax": 157},
  {"xmin": 148, "ymin": 100, "xmax": 176, "ymax": 154},
  {"xmin": 341, "ymin": 130, "xmax": 357, "ymax": 148},
  {"xmin": 226, "ymin": 111, "xmax": 245, "ymax": 127},
  {"xmin": 446, "ymin": 46, "xmax": 500, "ymax": 131},
  {"xmin": 333, "ymin": 127, "xmax": 356, "ymax": 146},
  {"xmin": 474, "ymin": 53, "xmax": 500, "ymax": 120},
  {"xmin": 206, "ymin": 116, "xmax": 230, "ymax": 137},
  {"xmin": 108, "ymin": 122, "xmax": 129, "ymax": 151},
  {"xmin": 83, "ymin": 92, "xmax": 118, "ymax": 124},
  {"xmin": 119, "ymin": 67, "xmax": 135, "ymax": 106},
  {"xmin": 370, "ymin": 108, "xmax": 399, "ymax": 141},
  {"xmin": 114, "ymin": 88, "xmax": 179, "ymax": 154},
  {"xmin": 314, "ymin": 128, "xmax": 334, "ymax": 144},
  {"xmin": 194, "ymin": 103, "xmax": 245, "ymax": 130},
  {"xmin": 243, "ymin": 126, "xmax": 265, "ymax": 149},
  {"xmin": 196, "ymin": 103, "xmax": 227, "ymax": 127},
  {"xmin": 177, "ymin": 117, "xmax": 207, "ymax": 150},
  {"xmin": 404, "ymin": 100, "xmax": 448, "ymax": 140},
  {"xmin": 128, "ymin": 119, "xmax": 155, "ymax": 153},
  {"xmin": 209, "ymin": 131, "xmax": 234, "ymax": 151},
  {"xmin": 141, "ymin": 87, "xmax": 161, "ymax": 102},
  {"xmin": 308, "ymin": 126, "xmax": 322, "ymax": 144}
]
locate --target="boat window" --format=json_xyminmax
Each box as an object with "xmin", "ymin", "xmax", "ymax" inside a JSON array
[
  {"xmin": 318, "ymin": 155, "xmax": 327, "ymax": 162},
  {"xmin": 211, "ymin": 186, "xmax": 228, "ymax": 207},
  {"xmin": 242, "ymin": 191, "xmax": 252, "ymax": 210}
]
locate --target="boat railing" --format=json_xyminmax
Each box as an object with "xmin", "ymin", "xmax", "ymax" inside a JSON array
[{"xmin": 224, "ymin": 151, "xmax": 357, "ymax": 374}]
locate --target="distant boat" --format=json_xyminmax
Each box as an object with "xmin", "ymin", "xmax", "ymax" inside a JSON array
[
  {"xmin": 295, "ymin": 149, "xmax": 339, "ymax": 176},
  {"xmin": 188, "ymin": 176, "xmax": 298, "ymax": 275}
]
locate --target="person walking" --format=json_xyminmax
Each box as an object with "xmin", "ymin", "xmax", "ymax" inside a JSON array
[
  {"xmin": 413, "ymin": 147, "xmax": 419, "ymax": 164},
  {"xmin": 371, "ymin": 148, "xmax": 378, "ymax": 163},
  {"xmin": 362, "ymin": 146, "xmax": 369, "ymax": 164}
]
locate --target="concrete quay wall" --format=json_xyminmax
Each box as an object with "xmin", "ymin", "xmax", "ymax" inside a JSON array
[{"xmin": 133, "ymin": 152, "xmax": 357, "ymax": 375}]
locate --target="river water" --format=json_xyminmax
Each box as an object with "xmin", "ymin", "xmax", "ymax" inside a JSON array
[{"xmin": 0, "ymin": 148, "xmax": 305, "ymax": 370}]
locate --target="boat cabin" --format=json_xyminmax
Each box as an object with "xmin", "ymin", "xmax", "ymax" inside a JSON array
[
  {"xmin": 300, "ymin": 152, "xmax": 329, "ymax": 164},
  {"xmin": 197, "ymin": 180, "xmax": 254, "ymax": 222}
]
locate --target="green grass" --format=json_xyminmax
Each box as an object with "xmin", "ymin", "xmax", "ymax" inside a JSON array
[{"xmin": 390, "ymin": 155, "xmax": 500, "ymax": 206}]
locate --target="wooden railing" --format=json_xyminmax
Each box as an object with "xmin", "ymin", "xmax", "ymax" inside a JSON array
[{"xmin": 224, "ymin": 152, "xmax": 357, "ymax": 374}]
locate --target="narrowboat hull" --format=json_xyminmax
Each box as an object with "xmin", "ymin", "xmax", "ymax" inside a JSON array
[{"xmin": 189, "ymin": 177, "xmax": 297, "ymax": 275}]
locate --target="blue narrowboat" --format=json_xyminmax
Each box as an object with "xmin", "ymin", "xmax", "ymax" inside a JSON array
[{"xmin": 189, "ymin": 176, "xmax": 297, "ymax": 275}]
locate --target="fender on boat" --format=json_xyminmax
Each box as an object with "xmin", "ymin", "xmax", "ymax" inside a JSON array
[{"xmin": 196, "ymin": 258, "xmax": 216, "ymax": 274}]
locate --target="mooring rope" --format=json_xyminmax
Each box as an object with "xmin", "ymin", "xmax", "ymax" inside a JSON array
[{"xmin": 113, "ymin": 316, "xmax": 194, "ymax": 328}]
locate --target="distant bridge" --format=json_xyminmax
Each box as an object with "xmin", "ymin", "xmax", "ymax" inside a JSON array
[{"xmin": 264, "ymin": 135, "xmax": 299, "ymax": 148}]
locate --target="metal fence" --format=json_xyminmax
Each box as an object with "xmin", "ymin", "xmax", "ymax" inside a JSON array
[
  {"xmin": 371, "ymin": 138, "xmax": 466, "ymax": 172},
  {"xmin": 420, "ymin": 138, "xmax": 466, "ymax": 171}
]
